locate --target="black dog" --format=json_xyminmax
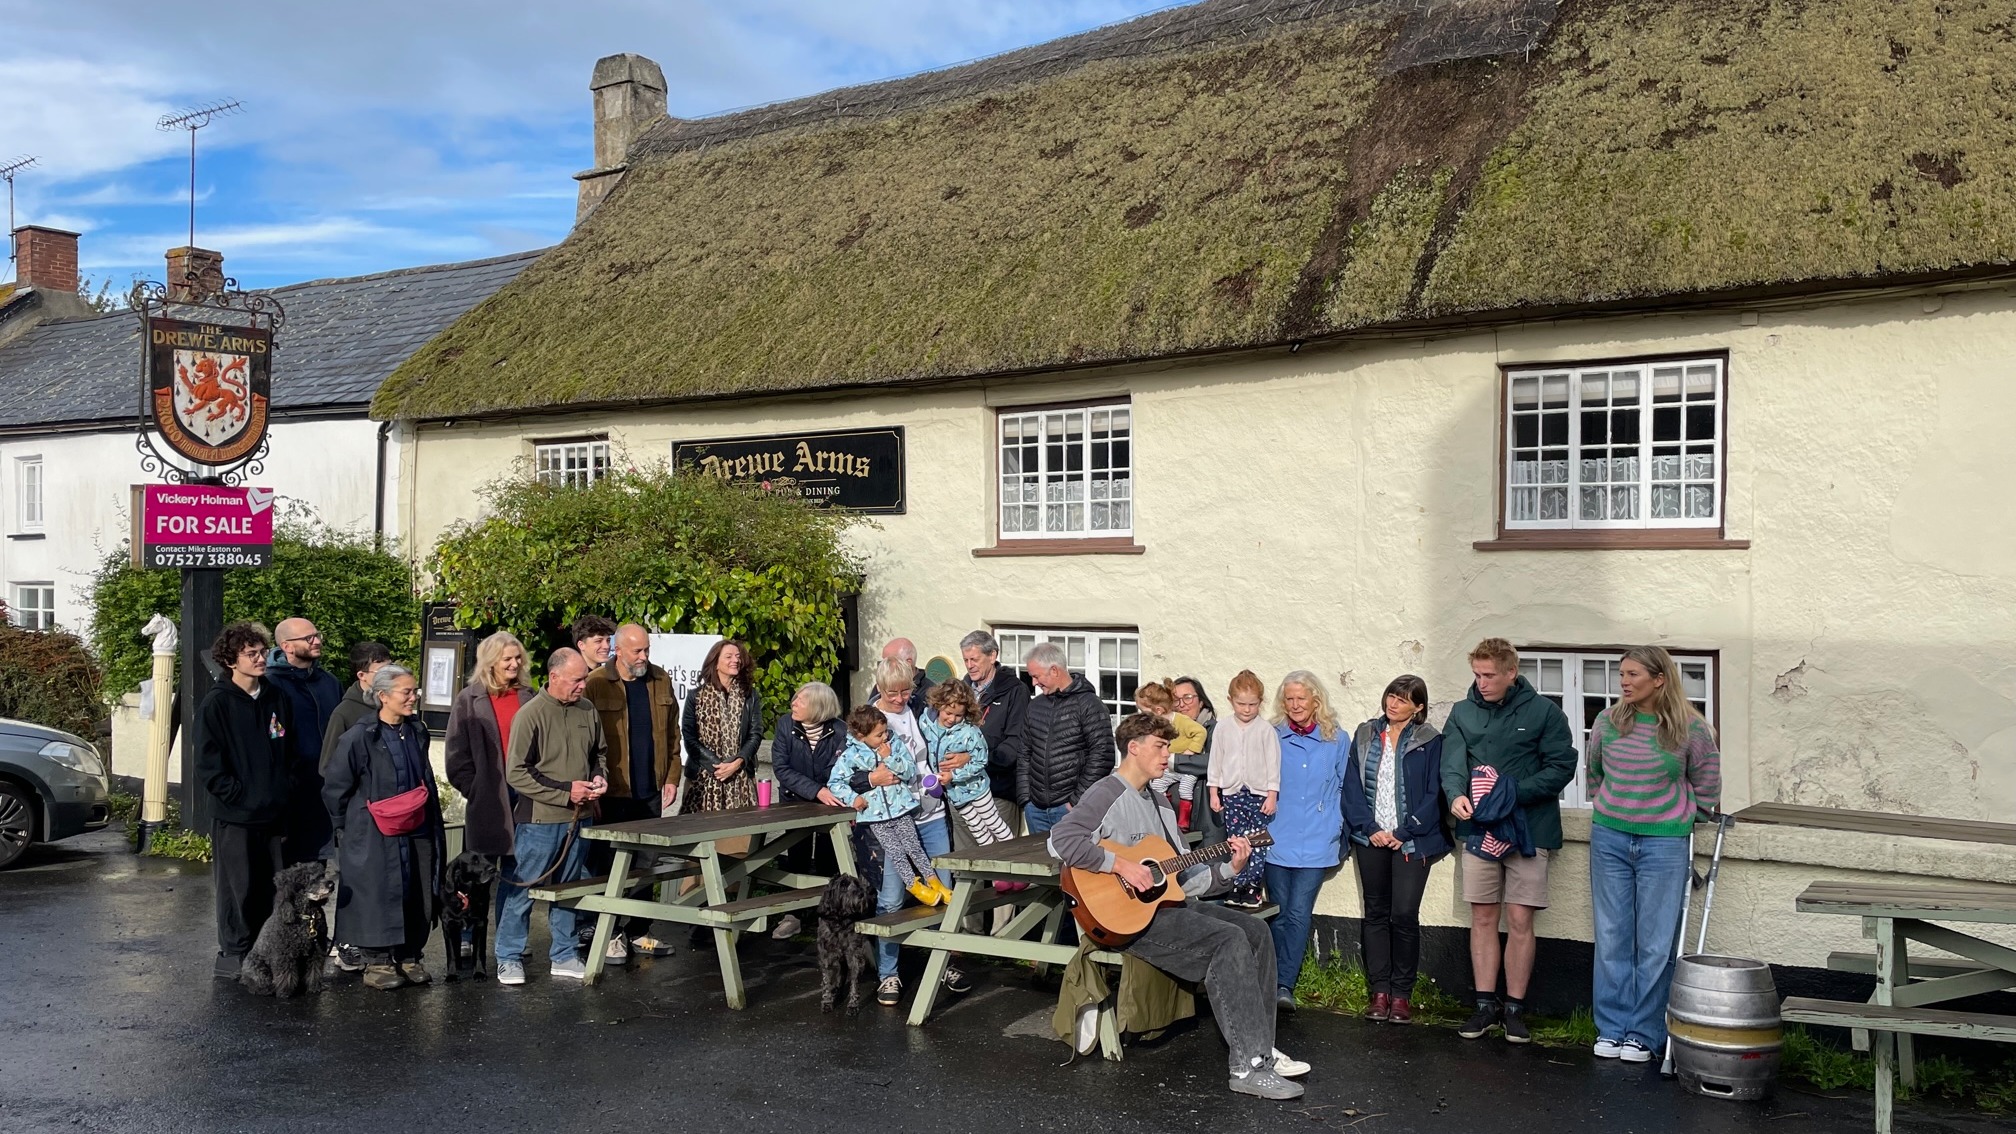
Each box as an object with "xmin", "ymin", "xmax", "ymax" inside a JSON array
[
  {"xmin": 438, "ymin": 852, "xmax": 500, "ymax": 980},
  {"xmin": 816, "ymin": 872, "xmax": 878, "ymax": 1013},
  {"xmin": 242, "ymin": 862, "xmax": 334, "ymax": 997}
]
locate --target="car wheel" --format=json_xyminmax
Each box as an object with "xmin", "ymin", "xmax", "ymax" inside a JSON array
[{"xmin": 0, "ymin": 781, "xmax": 35, "ymax": 868}]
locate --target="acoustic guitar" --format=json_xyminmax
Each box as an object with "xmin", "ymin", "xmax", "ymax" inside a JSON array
[{"xmin": 1059, "ymin": 831, "xmax": 1276, "ymax": 948}]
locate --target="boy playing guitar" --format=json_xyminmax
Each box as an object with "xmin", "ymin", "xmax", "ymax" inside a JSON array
[{"xmin": 1048, "ymin": 713, "xmax": 1312, "ymax": 1100}]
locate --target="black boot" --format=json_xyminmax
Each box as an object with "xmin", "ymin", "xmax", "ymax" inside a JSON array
[{"xmin": 1458, "ymin": 996, "xmax": 1501, "ymax": 1039}]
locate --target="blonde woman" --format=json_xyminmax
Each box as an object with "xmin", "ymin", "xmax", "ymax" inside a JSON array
[
  {"xmin": 445, "ymin": 632, "xmax": 538, "ymax": 862},
  {"xmin": 1266, "ymin": 669, "xmax": 1349, "ymax": 1012},
  {"xmin": 1587, "ymin": 646, "xmax": 1721, "ymax": 1064}
]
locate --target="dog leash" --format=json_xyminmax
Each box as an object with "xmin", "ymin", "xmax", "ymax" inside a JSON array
[{"xmin": 514, "ymin": 803, "xmax": 587, "ymax": 889}]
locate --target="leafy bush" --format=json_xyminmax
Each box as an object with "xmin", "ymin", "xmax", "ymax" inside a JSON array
[
  {"xmin": 428, "ymin": 463, "xmax": 863, "ymax": 709},
  {"xmin": 0, "ymin": 605, "xmax": 107, "ymax": 738},
  {"xmin": 89, "ymin": 520, "xmax": 421, "ymax": 698}
]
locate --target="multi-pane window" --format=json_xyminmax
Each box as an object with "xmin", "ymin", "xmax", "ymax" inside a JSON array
[
  {"xmin": 534, "ymin": 439, "xmax": 611, "ymax": 488},
  {"xmin": 998, "ymin": 403, "xmax": 1132, "ymax": 539},
  {"xmin": 16, "ymin": 456, "xmax": 43, "ymax": 530},
  {"xmin": 994, "ymin": 627, "xmax": 1141, "ymax": 719},
  {"xmin": 1506, "ymin": 358, "xmax": 1723, "ymax": 529},
  {"xmin": 1520, "ymin": 648, "xmax": 1716, "ymax": 808},
  {"xmin": 10, "ymin": 583, "xmax": 54, "ymax": 631}
]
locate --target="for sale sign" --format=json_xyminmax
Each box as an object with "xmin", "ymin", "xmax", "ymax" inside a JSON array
[{"xmin": 132, "ymin": 484, "xmax": 275, "ymax": 569}]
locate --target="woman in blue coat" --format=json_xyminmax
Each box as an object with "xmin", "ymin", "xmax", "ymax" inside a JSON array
[
  {"xmin": 1341, "ymin": 675, "xmax": 1451, "ymax": 1025},
  {"xmin": 1267, "ymin": 669, "xmax": 1350, "ymax": 1012},
  {"xmin": 324, "ymin": 664, "xmax": 444, "ymax": 991}
]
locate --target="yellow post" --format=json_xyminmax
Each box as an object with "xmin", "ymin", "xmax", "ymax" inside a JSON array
[{"xmin": 140, "ymin": 614, "xmax": 179, "ymax": 843}]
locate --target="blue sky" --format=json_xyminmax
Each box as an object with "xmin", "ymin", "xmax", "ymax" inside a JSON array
[{"xmin": 6, "ymin": 0, "xmax": 1176, "ymax": 292}]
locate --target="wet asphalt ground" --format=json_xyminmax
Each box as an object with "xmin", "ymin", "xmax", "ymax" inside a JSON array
[{"xmin": 1, "ymin": 830, "xmax": 2003, "ymax": 1134}]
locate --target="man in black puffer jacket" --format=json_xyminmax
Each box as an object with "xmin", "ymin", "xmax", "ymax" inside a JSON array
[
  {"xmin": 1016, "ymin": 642, "xmax": 1114, "ymax": 834},
  {"xmin": 196, "ymin": 622, "xmax": 296, "ymax": 980}
]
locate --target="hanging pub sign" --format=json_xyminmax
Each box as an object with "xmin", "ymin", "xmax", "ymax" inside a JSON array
[
  {"xmin": 131, "ymin": 483, "xmax": 275, "ymax": 569},
  {"xmin": 672, "ymin": 426, "xmax": 906, "ymax": 514},
  {"xmin": 146, "ymin": 316, "xmax": 272, "ymax": 467}
]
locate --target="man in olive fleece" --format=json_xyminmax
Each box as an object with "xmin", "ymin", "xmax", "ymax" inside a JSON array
[{"xmin": 494, "ymin": 648, "xmax": 608, "ymax": 986}]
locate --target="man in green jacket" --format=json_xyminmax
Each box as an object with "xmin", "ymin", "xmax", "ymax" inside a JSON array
[{"xmin": 1439, "ymin": 638, "xmax": 1577, "ymax": 1045}]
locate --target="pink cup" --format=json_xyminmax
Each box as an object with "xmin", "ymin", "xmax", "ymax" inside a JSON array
[{"xmin": 757, "ymin": 780, "xmax": 773, "ymax": 808}]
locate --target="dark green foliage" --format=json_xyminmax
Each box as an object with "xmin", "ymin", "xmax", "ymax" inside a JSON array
[
  {"xmin": 0, "ymin": 609, "xmax": 106, "ymax": 739},
  {"xmin": 89, "ymin": 522, "xmax": 420, "ymax": 698},
  {"xmin": 428, "ymin": 464, "xmax": 862, "ymax": 711}
]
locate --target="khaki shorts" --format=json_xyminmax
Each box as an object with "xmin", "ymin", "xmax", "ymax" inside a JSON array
[{"xmin": 1462, "ymin": 848, "xmax": 1551, "ymax": 909}]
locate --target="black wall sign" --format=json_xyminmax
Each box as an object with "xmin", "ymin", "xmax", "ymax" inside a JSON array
[
  {"xmin": 146, "ymin": 316, "xmax": 272, "ymax": 467},
  {"xmin": 672, "ymin": 427, "xmax": 906, "ymax": 514}
]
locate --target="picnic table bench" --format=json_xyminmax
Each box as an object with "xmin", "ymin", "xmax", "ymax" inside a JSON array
[
  {"xmin": 532, "ymin": 800, "xmax": 857, "ymax": 1007},
  {"xmin": 867, "ymin": 832, "xmax": 1276, "ymax": 1062}
]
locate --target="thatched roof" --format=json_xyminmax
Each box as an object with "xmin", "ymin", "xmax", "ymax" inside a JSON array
[{"xmin": 376, "ymin": 0, "xmax": 2016, "ymax": 421}]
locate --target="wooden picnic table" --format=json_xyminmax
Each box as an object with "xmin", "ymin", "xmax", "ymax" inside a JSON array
[
  {"xmin": 1788, "ymin": 876, "xmax": 2016, "ymax": 1134},
  {"xmin": 1733, "ymin": 802, "xmax": 2016, "ymax": 847},
  {"xmin": 532, "ymin": 801, "xmax": 857, "ymax": 1007},
  {"xmin": 873, "ymin": 831, "xmax": 1275, "ymax": 1062}
]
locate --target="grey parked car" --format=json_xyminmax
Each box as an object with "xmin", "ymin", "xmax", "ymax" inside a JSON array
[{"xmin": 0, "ymin": 717, "xmax": 111, "ymax": 868}]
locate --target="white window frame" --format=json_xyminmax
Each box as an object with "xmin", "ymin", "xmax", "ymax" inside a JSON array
[
  {"xmin": 1504, "ymin": 357, "xmax": 1725, "ymax": 531},
  {"xmin": 993, "ymin": 625, "xmax": 1141, "ymax": 720},
  {"xmin": 533, "ymin": 438, "xmax": 611, "ymax": 489},
  {"xmin": 15, "ymin": 455, "xmax": 43, "ymax": 531},
  {"xmin": 10, "ymin": 583, "xmax": 55, "ymax": 631},
  {"xmin": 1518, "ymin": 648, "xmax": 1717, "ymax": 809},
  {"xmin": 996, "ymin": 401, "xmax": 1133, "ymax": 540}
]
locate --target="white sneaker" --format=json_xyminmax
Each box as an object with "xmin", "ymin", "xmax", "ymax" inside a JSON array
[
  {"xmin": 1271, "ymin": 1049, "xmax": 1310, "ymax": 1078},
  {"xmin": 1619, "ymin": 1040, "xmax": 1655, "ymax": 1064},
  {"xmin": 1074, "ymin": 1004, "xmax": 1100, "ymax": 1054},
  {"xmin": 876, "ymin": 975, "xmax": 903, "ymax": 1006},
  {"xmin": 1593, "ymin": 1037, "xmax": 1623, "ymax": 1059},
  {"xmin": 604, "ymin": 934, "xmax": 629, "ymax": 965},
  {"xmin": 496, "ymin": 960, "xmax": 525, "ymax": 986},
  {"xmin": 771, "ymin": 914, "xmax": 802, "ymax": 940},
  {"xmin": 551, "ymin": 958, "xmax": 587, "ymax": 980}
]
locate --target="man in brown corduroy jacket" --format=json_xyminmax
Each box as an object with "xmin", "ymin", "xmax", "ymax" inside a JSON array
[{"xmin": 582, "ymin": 623, "xmax": 681, "ymax": 961}]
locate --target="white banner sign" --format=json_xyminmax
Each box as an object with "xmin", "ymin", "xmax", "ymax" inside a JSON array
[{"xmin": 648, "ymin": 633, "xmax": 724, "ymax": 701}]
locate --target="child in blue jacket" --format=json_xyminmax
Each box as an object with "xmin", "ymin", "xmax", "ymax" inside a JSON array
[
  {"xmin": 924, "ymin": 681, "xmax": 1014, "ymax": 846},
  {"xmin": 830, "ymin": 705, "xmax": 951, "ymax": 906}
]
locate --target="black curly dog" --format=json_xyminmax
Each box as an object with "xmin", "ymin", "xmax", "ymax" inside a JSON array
[
  {"xmin": 816, "ymin": 872, "xmax": 878, "ymax": 1013},
  {"xmin": 438, "ymin": 852, "xmax": 500, "ymax": 980},
  {"xmin": 241, "ymin": 862, "xmax": 334, "ymax": 997}
]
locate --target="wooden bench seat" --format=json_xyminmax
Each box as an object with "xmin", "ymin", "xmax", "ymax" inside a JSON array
[
  {"xmin": 856, "ymin": 890, "xmax": 1019, "ymax": 938},
  {"xmin": 697, "ymin": 886, "xmax": 828, "ymax": 923},
  {"xmin": 528, "ymin": 859, "xmax": 697, "ymax": 903},
  {"xmin": 1780, "ymin": 997, "xmax": 2016, "ymax": 1043},
  {"xmin": 1824, "ymin": 952, "xmax": 1990, "ymax": 980}
]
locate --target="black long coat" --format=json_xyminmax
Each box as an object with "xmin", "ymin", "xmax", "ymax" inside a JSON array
[{"xmin": 323, "ymin": 715, "xmax": 444, "ymax": 949}]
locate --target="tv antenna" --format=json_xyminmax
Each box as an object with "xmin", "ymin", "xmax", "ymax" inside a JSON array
[
  {"xmin": 157, "ymin": 99, "xmax": 242, "ymax": 250},
  {"xmin": 1, "ymin": 155, "xmax": 37, "ymax": 266}
]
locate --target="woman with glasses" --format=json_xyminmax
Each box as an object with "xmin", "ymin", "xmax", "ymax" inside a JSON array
[{"xmin": 324, "ymin": 664, "xmax": 446, "ymax": 991}]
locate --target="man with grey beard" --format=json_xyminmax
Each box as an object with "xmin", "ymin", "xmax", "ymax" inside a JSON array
[{"xmin": 583, "ymin": 623, "xmax": 680, "ymax": 963}]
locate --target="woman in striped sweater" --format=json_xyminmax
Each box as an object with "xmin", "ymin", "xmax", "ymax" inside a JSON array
[{"xmin": 1586, "ymin": 646, "xmax": 1722, "ymax": 1064}]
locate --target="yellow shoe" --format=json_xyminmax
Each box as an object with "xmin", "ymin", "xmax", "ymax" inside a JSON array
[
  {"xmin": 929, "ymin": 877, "xmax": 956, "ymax": 904},
  {"xmin": 907, "ymin": 879, "xmax": 942, "ymax": 906}
]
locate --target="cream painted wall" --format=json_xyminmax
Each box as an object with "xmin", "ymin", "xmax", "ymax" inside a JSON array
[{"xmin": 397, "ymin": 287, "xmax": 2016, "ymax": 960}]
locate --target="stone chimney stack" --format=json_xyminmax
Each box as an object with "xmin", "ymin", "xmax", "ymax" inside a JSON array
[
  {"xmin": 574, "ymin": 53, "xmax": 668, "ymax": 220},
  {"xmin": 166, "ymin": 246, "xmax": 226, "ymax": 304},
  {"xmin": 13, "ymin": 226, "xmax": 80, "ymax": 293}
]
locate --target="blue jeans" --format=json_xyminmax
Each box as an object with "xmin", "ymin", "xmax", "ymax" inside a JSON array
[
  {"xmin": 1023, "ymin": 803, "xmax": 1070, "ymax": 834},
  {"xmin": 1589, "ymin": 822, "xmax": 1692, "ymax": 1049},
  {"xmin": 495, "ymin": 820, "xmax": 593, "ymax": 968},
  {"xmin": 878, "ymin": 814, "xmax": 952, "ymax": 979},
  {"xmin": 1264, "ymin": 863, "xmax": 1329, "ymax": 995}
]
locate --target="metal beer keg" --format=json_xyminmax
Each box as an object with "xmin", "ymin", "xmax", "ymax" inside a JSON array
[{"xmin": 1666, "ymin": 954, "xmax": 1783, "ymax": 1100}]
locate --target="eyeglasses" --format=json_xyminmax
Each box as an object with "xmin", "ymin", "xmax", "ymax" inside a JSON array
[
  {"xmin": 283, "ymin": 633, "xmax": 323, "ymax": 644},
  {"xmin": 238, "ymin": 647, "xmax": 265, "ymax": 660}
]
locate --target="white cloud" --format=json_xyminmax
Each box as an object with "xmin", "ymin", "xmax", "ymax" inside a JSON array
[{"xmin": 0, "ymin": 58, "xmax": 188, "ymax": 178}]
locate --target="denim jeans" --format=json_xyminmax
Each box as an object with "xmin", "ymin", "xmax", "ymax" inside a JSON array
[
  {"xmin": 1023, "ymin": 802, "xmax": 1070, "ymax": 835},
  {"xmin": 1264, "ymin": 863, "xmax": 1328, "ymax": 995},
  {"xmin": 1126, "ymin": 901, "xmax": 1279, "ymax": 1075},
  {"xmin": 1589, "ymin": 822, "xmax": 1692, "ymax": 1048},
  {"xmin": 877, "ymin": 814, "xmax": 952, "ymax": 979},
  {"xmin": 495, "ymin": 819, "xmax": 593, "ymax": 968}
]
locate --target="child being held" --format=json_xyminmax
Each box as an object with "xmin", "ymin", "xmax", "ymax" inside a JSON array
[
  {"xmin": 828, "ymin": 705, "xmax": 952, "ymax": 907},
  {"xmin": 1209, "ymin": 669, "xmax": 1280, "ymax": 909},
  {"xmin": 923, "ymin": 681, "xmax": 1015, "ymax": 847},
  {"xmin": 1136, "ymin": 681, "xmax": 1210, "ymax": 829}
]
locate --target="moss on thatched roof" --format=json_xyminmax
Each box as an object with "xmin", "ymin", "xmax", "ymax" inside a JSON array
[{"xmin": 376, "ymin": 0, "xmax": 2016, "ymax": 420}]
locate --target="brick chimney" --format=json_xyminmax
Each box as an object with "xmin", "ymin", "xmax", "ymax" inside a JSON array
[
  {"xmin": 13, "ymin": 226, "xmax": 79, "ymax": 293},
  {"xmin": 166, "ymin": 246, "xmax": 226, "ymax": 303},
  {"xmin": 574, "ymin": 53, "xmax": 668, "ymax": 220}
]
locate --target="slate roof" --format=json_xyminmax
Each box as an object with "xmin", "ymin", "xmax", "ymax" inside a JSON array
[
  {"xmin": 0, "ymin": 250, "xmax": 540, "ymax": 430},
  {"xmin": 376, "ymin": 0, "xmax": 2016, "ymax": 421}
]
